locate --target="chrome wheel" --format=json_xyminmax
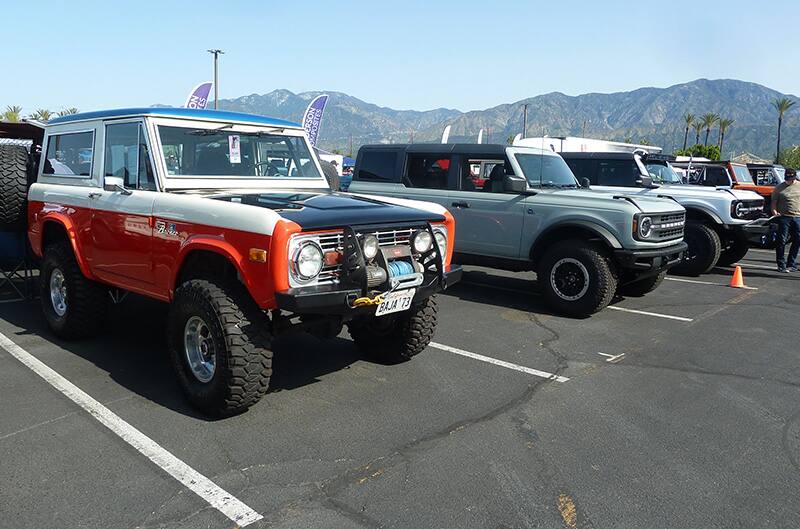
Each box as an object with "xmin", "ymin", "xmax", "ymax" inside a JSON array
[
  {"xmin": 184, "ymin": 316, "xmax": 216, "ymax": 383},
  {"xmin": 49, "ymin": 268, "xmax": 68, "ymax": 317},
  {"xmin": 550, "ymin": 258, "xmax": 590, "ymax": 301}
]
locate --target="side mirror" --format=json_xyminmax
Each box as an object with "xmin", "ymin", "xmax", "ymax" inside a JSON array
[
  {"xmin": 104, "ymin": 176, "xmax": 131, "ymax": 195},
  {"xmin": 503, "ymin": 174, "xmax": 528, "ymax": 193},
  {"xmin": 635, "ymin": 175, "xmax": 659, "ymax": 188},
  {"xmin": 580, "ymin": 177, "xmax": 591, "ymax": 189}
]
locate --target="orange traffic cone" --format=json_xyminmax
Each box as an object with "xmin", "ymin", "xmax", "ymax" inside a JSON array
[{"xmin": 729, "ymin": 265, "xmax": 745, "ymax": 288}]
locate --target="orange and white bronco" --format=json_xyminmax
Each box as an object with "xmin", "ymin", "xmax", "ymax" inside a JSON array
[{"xmin": 2, "ymin": 108, "xmax": 461, "ymax": 415}]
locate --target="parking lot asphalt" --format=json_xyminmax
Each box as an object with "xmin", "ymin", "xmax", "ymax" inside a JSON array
[{"xmin": 1, "ymin": 248, "xmax": 799, "ymax": 529}]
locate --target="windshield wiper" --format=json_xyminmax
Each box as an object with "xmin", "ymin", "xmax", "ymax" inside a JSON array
[
  {"xmin": 537, "ymin": 182, "xmax": 574, "ymax": 189},
  {"xmin": 188, "ymin": 124, "xmax": 235, "ymax": 136}
]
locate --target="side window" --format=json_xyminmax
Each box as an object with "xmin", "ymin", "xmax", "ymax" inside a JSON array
[
  {"xmin": 462, "ymin": 159, "xmax": 504, "ymax": 190},
  {"xmin": 407, "ymin": 155, "xmax": 455, "ymax": 190},
  {"xmin": 104, "ymin": 123, "xmax": 156, "ymax": 190},
  {"xmin": 596, "ymin": 160, "xmax": 638, "ymax": 186},
  {"xmin": 356, "ymin": 151, "xmax": 399, "ymax": 182},
  {"xmin": 565, "ymin": 159, "xmax": 594, "ymax": 183},
  {"xmin": 43, "ymin": 131, "xmax": 94, "ymax": 176},
  {"xmin": 705, "ymin": 166, "xmax": 730, "ymax": 187}
]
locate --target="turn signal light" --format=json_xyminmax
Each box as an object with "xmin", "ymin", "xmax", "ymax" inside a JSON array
[
  {"xmin": 249, "ymin": 248, "xmax": 268, "ymax": 263},
  {"xmin": 324, "ymin": 251, "xmax": 341, "ymax": 266}
]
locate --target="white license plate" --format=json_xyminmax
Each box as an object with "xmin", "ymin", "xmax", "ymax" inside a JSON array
[{"xmin": 374, "ymin": 289, "xmax": 416, "ymax": 317}]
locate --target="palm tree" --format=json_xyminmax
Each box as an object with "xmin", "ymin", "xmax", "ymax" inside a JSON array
[
  {"xmin": 772, "ymin": 97, "xmax": 797, "ymax": 162},
  {"xmin": 682, "ymin": 113, "xmax": 695, "ymax": 150},
  {"xmin": 57, "ymin": 107, "xmax": 79, "ymax": 116},
  {"xmin": 717, "ymin": 118, "xmax": 734, "ymax": 153},
  {"xmin": 30, "ymin": 108, "xmax": 53, "ymax": 122},
  {"xmin": 2, "ymin": 105, "xmax": 23, "ymax": 122},
  {"xmin": 693, "ymin": 121, "xmax": 704, "ymax": 146},
  {"xmin": 701, "ymin": 113, "xmax": 719, "ymax": 146}
]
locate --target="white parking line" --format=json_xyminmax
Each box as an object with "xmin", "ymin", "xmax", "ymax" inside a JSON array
[
  {"xmin": 429, "ymin": 341, "xmax": 569, "ymax": 382},
  {"xmin": 606, "ymin": 306, "xmax": 694, "ymax": 322},
  {"xmin": 0, "ymin": 331, "xmax": 263, "ymax": 527},
  {"xmin": 665, "ymin": 276, "xmax": 758, "ymax": 290},
  {"xmin": 727, "ymin": 262, "xmax": 777, "ymax": 271}
]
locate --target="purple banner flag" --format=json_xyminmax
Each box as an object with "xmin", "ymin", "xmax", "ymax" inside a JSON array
[
  {"xmin": 302, "ymin": 94, "xmax": 329, "ymax": 147},
  {"xmin": 185, "ymin": 82, "xmax": 213, "ymax": 109}
]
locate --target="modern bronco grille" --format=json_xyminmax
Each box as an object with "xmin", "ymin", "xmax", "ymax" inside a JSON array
[{"xmin": 651, "ymin": 212, "xmax": 686, "ymax": 242}]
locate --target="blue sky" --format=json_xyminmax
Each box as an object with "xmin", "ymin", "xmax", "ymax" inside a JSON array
[{"xmin": 1, "ymin": 0, "xmax": 797, "ymax": 114}]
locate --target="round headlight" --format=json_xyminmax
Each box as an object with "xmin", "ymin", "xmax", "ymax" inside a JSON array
[
  {"xmin": 412, "ymin": 231, "xmax": 433, "ymax": 253},
  {"xmin": 734, "ymin": 201, "xmax": 745, "ymax": 218},
  {"xmin": 362, "ymin": 234, "xmax": 379, "ymax": 260},
  {"xmin": 295, "ymin": 242, "xmax": 323, "ymax": 280},
  {"xmin": 638, "ymin": 216, "xmax": 653, "ymax": 239},
  {"xmin": 434, "ymin": 231, "xmax": 447, "ymax": 257}
]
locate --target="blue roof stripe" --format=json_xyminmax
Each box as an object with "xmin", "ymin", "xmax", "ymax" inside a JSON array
[{"xmin": 47, "ymin": 107, "xmax": 301, "ymax": 128}]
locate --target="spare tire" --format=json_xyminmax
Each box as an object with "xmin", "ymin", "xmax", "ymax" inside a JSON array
[{"xmin": 0, "ymin": 144, "xmax": 31, "ymax": 231}]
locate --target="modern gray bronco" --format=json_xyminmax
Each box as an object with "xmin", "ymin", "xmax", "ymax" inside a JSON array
[{"xmin": 349, "ymin": 144, "xmax": 687, "ymax": 317}]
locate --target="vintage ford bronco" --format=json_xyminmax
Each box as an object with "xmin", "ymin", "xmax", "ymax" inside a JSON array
[
  {"xmin": 7, "ymin": 108, "xmax": 461, "ymax": 415},
  {"xmin": 348, "ymin": 144, "xmax": 687, "ymax": 317}
]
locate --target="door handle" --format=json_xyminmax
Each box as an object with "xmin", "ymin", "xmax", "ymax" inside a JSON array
[
  {"xmin": 452, "ymin": 201, "xmax": 470, "ymax": 209},
  {"xmin": 88, "ymin": 192, "xmax": 102, "ymax": 199}
]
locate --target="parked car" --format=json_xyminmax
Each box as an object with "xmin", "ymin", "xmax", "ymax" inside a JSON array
[
  {"xmin": 672, "ymin": 160, "xmax": 776, "ymax": 212},
  {"xmin": 348, "ymin": 143, "xmax": 687, "ymax": 317},
  {"xmin": 0, "ymin": 108, "xmax": 462, "ymax": 416},
  {"xmin": 555, "ymin": 151, "xmax": 764, "ymax": 275},
  {"xmin": 747, "ymin": 163, "xmax": 786, "ymax": 186}
]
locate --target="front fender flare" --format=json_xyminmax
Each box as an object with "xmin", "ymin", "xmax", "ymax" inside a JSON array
[{"xmin": 172, "ymin": 236, "xmax": 251, "ymax": 298}]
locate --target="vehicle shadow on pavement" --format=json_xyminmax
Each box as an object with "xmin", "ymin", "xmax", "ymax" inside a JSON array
[
  {"xmin": 441, "ymin": 269, "xmax": 562, "ymax": 316},
  {"xmin": 0, "ymin": 294, "xmax": 365, "ymax": 419}
]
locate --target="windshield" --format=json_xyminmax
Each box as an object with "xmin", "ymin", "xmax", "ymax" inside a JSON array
[
  {"xmin": 514, "ymin": 153, "xmax": 578, "ymax": 188},
  {"xmin": 157, "ymin": 126, "xmax": 322, "ymax": 179},
  {"xmin": 774, "ymin": 167, "xmax": 786, "ymax": 183},
  {"xmin": 732, "ymin": 165, "xmax": 754, "ymax": 184},
  {"xmin": 645, "ymin": 162, "xmax": 683, "ymax": 184}
]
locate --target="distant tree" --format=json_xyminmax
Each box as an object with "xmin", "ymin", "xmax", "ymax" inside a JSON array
[
  {"xmin": 772, "ymin": 97, "xmax": 797, "ymax": 162},
  {"xmin": 674, "ymin": 144, "xmax": 721, "ymax": 161},
  {"xmin": 682, "ymin": 113, "xmax": 695, "ymax": 150},
  {"xmin": 717, "ymin": 118, "xmax": 734, "ymax": 153},
  {"xmin": 693, "ymin": 121, "xmax": 704, "ymax": 145},
  {"xmin": 507, "ymin": 134, "xmax": 515, "ymax": 145},
  {"xmin": 2, "ymin": 105, "xmax": 23, "ymax": 122},
  {"xmin": 778, "ymin": 145, "xmax": 800, "ymax": 169},
  {"xmin": 58, "ymin": 107, "xmax": 79, "ymax": 116},
  {"xmin": 638, "ymin": 139, "xmax": 651, "ymax": 146},
  {"xmin": 701, "ymin": 113, "xmax": 719, "ymax": 146},
  {"xmin": 30, "ymin": 108, "xmax": 54, "ymax": 122},
  {"xmin": 331, "ymin": 149, "xmax": 342, "ymax": 155}
]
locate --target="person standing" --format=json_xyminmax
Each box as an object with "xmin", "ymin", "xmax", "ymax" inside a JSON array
[{"xmin": 771, "ymin": 168, "xmax": 800, "ymax": 272}]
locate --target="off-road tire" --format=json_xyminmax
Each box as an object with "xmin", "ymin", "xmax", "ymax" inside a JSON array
[
  {"xmin": 347, "ymin": 296, "xmax": 438, "ymax": 363},
  {"xmin": 671, "ymin": 223, "xmax": 721, "ymax": 276},
  {"xmin": 716, "ymin": 237, "xmax": 750, "ymax": 267},
  {"xmin": 0, "ymin": 144, "xmax": 30, "ymax": 231},
  {"xmin": 619, "ymin": 271, "xmax": 666, "ymax": 297},
  {"xmin": 538, "ymin": 240, "xmax": 618, "ymax": 317},
  {"xmin": 40, "ymin": 242, "xmax": 108, "ymax": 339},
  {"xmin": 168, "ymin": 279, "xmax": 272, "ymax": 416}
]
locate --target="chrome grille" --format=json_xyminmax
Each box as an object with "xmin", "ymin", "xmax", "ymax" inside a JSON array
[
  {"xmin": 651, "ymin": 212, "xmax": 685, "ymax": 242},
  {"xmin": 303, "ymin": 227, "xmax": 420, "ymax": 286}
]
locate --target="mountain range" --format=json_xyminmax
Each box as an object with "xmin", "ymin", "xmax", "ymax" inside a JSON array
[{"xmin": 204, "ymin": 79, "xmax": 800, "ymax": 159}]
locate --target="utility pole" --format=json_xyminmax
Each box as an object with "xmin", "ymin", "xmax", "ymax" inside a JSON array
[
  {"xmin": 207, "ymin": 49, "xmax": 225, "ymax": 109},
  {"xmin": 522, "ymin": 103, "xmax": 528, "ymax": 139},
  {"xmin": 348, "ymin": 135, "xmax": 353, "ymax": 158}
]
